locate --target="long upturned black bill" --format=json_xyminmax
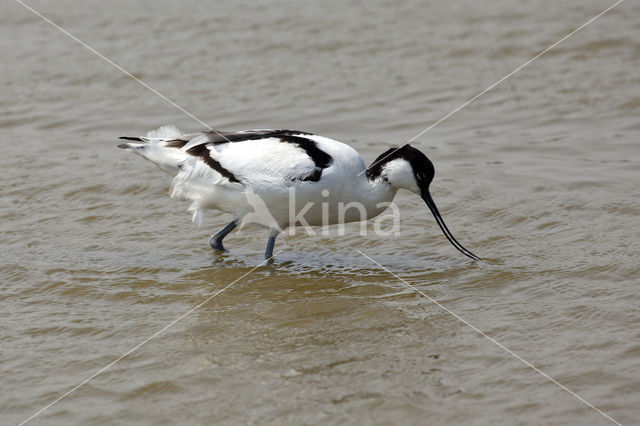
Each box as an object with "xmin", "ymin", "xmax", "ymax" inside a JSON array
[{"xmin": 421, "ymin": 191, "xmax": 481, "ymax": 261}]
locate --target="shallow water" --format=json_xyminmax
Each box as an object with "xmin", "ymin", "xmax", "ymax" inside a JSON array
[{"xmin": 2, "ymin": 0, "xmax": 640, "ymax": 424}]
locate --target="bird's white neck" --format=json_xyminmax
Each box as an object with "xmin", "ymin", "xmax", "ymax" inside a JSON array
[
  {"xmin": 283, "ymin": 173, "xmax": 397, "ymax": 228},
  {"xmin": 343, "ymin": 174, "xmax": 397, "ymax": 221}
]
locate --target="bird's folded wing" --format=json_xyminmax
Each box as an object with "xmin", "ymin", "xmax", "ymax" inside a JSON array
[
  {"xmin": 177, "ymin": 130, "xmax": 332, "ymax": 186},
  {"xmin": 176, "ymin": 136, "xmax": 322, "ymax": 188}
]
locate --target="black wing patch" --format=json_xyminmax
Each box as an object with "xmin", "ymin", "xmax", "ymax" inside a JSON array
[
  {"xmin": 165, "ymin": 139, "xmax": 188, "ymax": 148},
  {"xmin": 185, "ymin": 144, "xmax": 241, "ymax": 183},
  {"xmin": 277, "ymin": 135, "xmax": 332, "ymax": 182},
  {"xmin": 203, "ymin": 129, "xmax": 313, "ymax": 145}
]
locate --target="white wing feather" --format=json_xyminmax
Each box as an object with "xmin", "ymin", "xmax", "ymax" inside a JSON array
[{"xmin": 170, "ymin": 136, "xmax": 320, "ymax": 225}]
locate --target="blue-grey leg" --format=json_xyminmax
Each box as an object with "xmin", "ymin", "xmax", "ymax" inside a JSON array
[
  {"xmin": 264, "ymin": 235, "xmax": 277, "ymax": 260},
  {"xmin": 210, "ymin": 220, "xmax": 238, "ymax": 251}
]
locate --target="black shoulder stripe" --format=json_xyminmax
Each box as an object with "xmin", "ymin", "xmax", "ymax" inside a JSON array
[
  {"xmin": 186, "ymin": 145, "xmax": 241, "ymax": 183},
  {"xmin": 165, "ymin": 139, "xmax": 188, "ymax": 148},
  {"xmin": 297, "ymin": 168, "xmax": 323, "ymax": 182},
  {"xmin": 279, "ymin": 135, "xmax": 332, "ymax": 168},
  {"xmin": 278, "ymin": 135, "xmax": 332, "ymax": 182},
  {"xmin": 206, "ymin": 129, "xmax": 314, "ymax": 145},
  {"xmin": 119, "ymin": 136, "xmax": 143, "ymax": 141}
]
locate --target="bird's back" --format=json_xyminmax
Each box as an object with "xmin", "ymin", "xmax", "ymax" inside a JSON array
[{"xmin": 118, "ymin": 126, "xmax": 369, "ymax": 227}]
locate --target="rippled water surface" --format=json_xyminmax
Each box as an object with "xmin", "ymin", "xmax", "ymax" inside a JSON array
[{"xmin": 2, "ymin": 0, "xmax": 640, "ymax": 424}]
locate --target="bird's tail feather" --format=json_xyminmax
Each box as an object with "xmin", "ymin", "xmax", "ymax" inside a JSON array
[
  {"xmin": 117, "ymin": 139, "xmax": 147, "ymax": 150},
  {"xmin": 145, "ymin": 124, "xmax": 183, "ymax": 140},
  {"xmin": 117, "ymin": 125, "xmax": 188, "ymax": 174},
  {"xmin": 117, "ymin": 125, "xmax": 184, "ymax": 149}
]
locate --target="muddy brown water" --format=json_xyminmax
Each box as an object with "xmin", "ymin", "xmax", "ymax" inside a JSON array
[{"xmin": 2, "ymin": 0, "xmax": 639, "ymax": 424}]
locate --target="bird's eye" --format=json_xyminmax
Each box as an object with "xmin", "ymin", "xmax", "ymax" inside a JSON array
[{"xmin": 382, "ymin": 177, "xmax": 389, "ymax": 183}]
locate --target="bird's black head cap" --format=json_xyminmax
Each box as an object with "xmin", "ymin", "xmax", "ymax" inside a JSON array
[{"xmin": 366, "ymin": 144, "xmax": 435, "ymax": 193}]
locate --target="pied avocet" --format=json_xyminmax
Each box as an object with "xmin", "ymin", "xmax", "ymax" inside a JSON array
[{"xmin": 118, "ymin": 125, "xmax": 480, "ymax": 260}]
